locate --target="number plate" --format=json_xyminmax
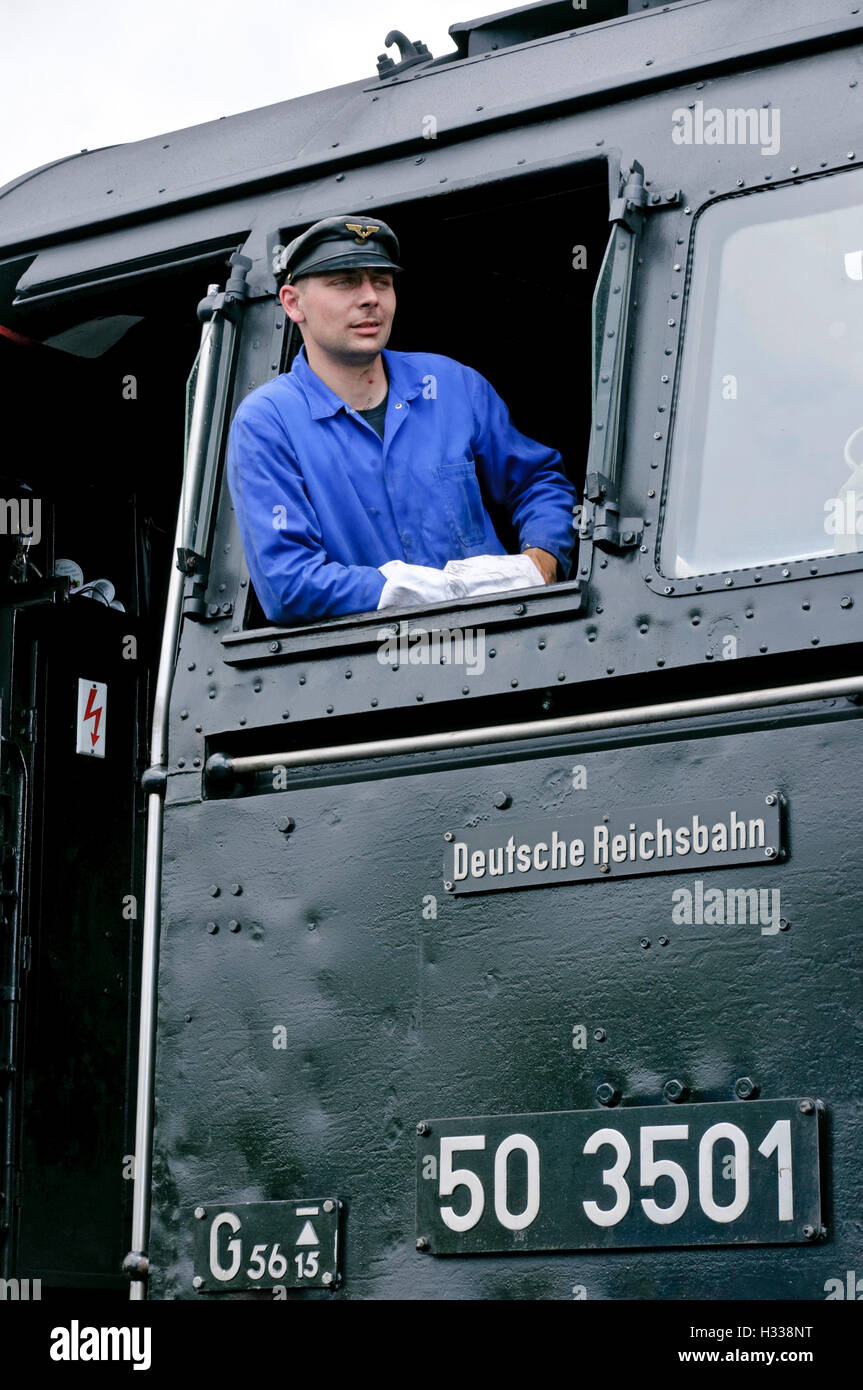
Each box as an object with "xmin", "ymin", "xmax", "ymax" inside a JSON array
[
  {"xmin": 416, "ymin": 1100, "xmax": 821, "ymax": 1254},
  {"xmin": 192, "ymin": 1199, "xmax": 341, "ymax": 1291}
]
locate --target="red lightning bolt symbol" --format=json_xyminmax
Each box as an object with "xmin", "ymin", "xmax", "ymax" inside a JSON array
[{"xmin": 83, "ymin": 686, "xmax": 103, "ymax": 747}]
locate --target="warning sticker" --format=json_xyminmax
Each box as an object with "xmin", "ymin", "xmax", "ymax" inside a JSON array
[{"xmin": 76, "ymin": 679, "xmax": 107, "ymax": 758}]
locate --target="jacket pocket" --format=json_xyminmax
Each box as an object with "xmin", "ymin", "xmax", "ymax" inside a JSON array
[{"xmin": 437, "ymin": 459, "xmax": 487, "ymax": 547}]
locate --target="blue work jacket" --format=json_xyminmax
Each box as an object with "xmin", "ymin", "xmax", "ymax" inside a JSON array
[{"xmin": 227, "ymin": 345, "xmax": 577, "ymax": 623}]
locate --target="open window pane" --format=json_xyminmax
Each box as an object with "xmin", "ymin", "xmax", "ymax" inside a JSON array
[{"xmin": 661, "ymin": 168, "xmax": 863, "ymax": 577}]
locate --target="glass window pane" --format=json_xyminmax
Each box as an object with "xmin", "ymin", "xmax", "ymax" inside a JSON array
[{"xmin": 660, "ymin": 169, "xmax": 863, "ymax": 577}]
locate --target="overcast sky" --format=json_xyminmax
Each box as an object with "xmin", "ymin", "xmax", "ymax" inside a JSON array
[{"xmin": 1, "ymin": 0, "xmax": 466, "ymax": 189}]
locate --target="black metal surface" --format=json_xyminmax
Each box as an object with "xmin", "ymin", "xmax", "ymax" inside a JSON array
[{"xmin": 145, "ymin": 708, "xmax": 860, "ymax": 1299}]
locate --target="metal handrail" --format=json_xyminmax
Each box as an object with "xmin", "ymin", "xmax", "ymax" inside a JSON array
[
  {"xmin": 207, "ymin": 673, "xmax": 863, "ymax": 780},
  {"xmin": 128, "ymin": 284, "xmax": 239, "ymax": 1301}
]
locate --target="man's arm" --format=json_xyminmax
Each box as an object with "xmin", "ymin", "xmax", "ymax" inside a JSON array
[
  {"xmin": 466, "ymin": 368, "xmax": 578, "ymax": 579},
  {"xmin": 227, "ymin": 400, "xmax": 387, "ymax": 624},
  {"xmin": 522, "ymin": 546, "xmax": 559, "ymax": 584}
]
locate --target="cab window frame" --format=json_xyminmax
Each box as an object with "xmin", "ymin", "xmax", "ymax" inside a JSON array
[
  {"xmin": 643, "ymin": 161, "xmax": 863, "ymax": 598},
  {"xmin": 229, "ymin": 149, "xmax": 628, "ymax": 644}
]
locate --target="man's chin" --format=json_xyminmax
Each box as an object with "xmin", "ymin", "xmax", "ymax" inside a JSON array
[{"xmin": 337, "ymin": 330, "xmax": 390, "ymax": 362}]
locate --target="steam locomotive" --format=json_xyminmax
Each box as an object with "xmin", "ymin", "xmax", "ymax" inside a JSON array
[{"xmin": 1, "ymin": 0, "xmax": 861, "ymax": 1302}]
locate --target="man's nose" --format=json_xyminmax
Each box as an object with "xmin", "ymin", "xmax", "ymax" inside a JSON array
[{"xmin": 357, "ymin": 274, "xmax": 380, "ymax": 300}]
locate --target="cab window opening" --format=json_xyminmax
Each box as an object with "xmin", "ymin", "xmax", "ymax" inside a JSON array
[{"xmin": 241, "ymin": 168, "xmax": 608, "ymax": 631}]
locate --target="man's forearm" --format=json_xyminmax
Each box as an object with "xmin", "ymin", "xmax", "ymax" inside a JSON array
[{"xmin": 522, "ymin": 546, "xmax": 559, "ymax": 584}]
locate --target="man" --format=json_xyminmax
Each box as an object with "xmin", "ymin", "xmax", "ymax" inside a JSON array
[{"xmin": 227, "ymin": 214, "xmax": 577, "ymax": 624}]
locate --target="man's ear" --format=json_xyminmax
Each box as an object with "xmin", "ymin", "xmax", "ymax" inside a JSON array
[{"xmin": 279, "ymin": 283, "xmax": 304, "ymax": 324}]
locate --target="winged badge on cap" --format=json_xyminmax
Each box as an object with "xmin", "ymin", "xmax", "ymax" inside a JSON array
[{"xmin": 345, "ymin": 223, "xmax": 380, "ymax": 242}]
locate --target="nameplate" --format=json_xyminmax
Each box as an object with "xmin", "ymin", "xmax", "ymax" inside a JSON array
[{"xmin": 444, "ymin": 794, "xmax": 783, "ymax": 895}]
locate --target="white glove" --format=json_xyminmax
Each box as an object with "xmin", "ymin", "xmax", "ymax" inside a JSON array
[
  {"xmin": 376, "ymin": 560, "xmax": 469, "ymax": 610},
  {"xmin": 442, "ymin": 553, "xmax": 546, "ymax": 595},
  {"xmin": 376, "ymin": 554, "xmax": 546, "ymax": 611}
]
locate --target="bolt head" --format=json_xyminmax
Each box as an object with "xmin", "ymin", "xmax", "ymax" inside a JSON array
[
  {"xmin": 444, "ymin": 881, "xmax": 454, "ymax": 892},
  {"xmin": 322, "ymin": 1271, "xmax": 334, "ymax": 1285},
  {"xmin": 416, "ymin": 1121, "xmax": 429, "ymax": 1135},
  {"xmin": 802, "ymin": 1224, "xmax": 816, "ymax": 1240},
  {"xmin": 663, "ymin": 1079, "xmax": 688, "ymax": 1103},
  {"xmin": 192, "ymin": 1276, "xmax": 204, "ymax": 1289},
  {"xmin": 277, "ymin": 817, "xmax": 295, "ymax": 834},
  {"xmin": 443, "ymin": 831, "xmax": 453, "ymax": 842},
  {"xmin": 416, "ymin": 1236, "xmax": 429, "ymax": 1252},
  {"xmin": 194, "ymin": 1207, "xmax": 206, "ymax": 1220},
  {"xmin": 640, "ymin": 937, "xmax": 651, "ymax": 949},
  {"xmin": 596, "ymin": 1082, "xmax": 619, "ymax": 1106},
  {"xmin": 765, "ymin": 794, "xmax": 776, "ymax": 806},
  {"xmin": 593, "ymin": 1028, "xmax": 607, "ymax": 1042},
  {"xmin": 323, "ymin": 1199, "xmax": 335, "ymax": 1213},
  {"xmin": 799, "ymin": 1099, "xmax": 814, "ymax": 1114},
  {"xmin": 493, "ymin": 792, "xmax": 512, "ymax": 809},
  {"xmin": 734, "ymin": 1076, "xmax": 759, "ymax": 1100}
]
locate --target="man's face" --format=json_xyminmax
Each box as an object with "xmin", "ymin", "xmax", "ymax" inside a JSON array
[{"xmin": 279, "ymin": 267, "xmax": 396, "ymax": 362}]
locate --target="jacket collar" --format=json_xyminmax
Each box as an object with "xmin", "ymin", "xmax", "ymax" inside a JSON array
[{"xmin": 289, "ymin": 344, "xmax": 425, "ymax": 420}]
